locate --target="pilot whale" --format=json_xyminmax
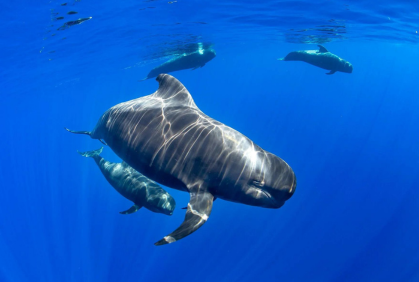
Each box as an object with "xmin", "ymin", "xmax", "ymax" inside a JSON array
[
  {"xmin": 140, "ymin": 48, "xmax": 216, "ymax": 81},
  {"xmin": 66, "ymin": 74, "xmax": 296, "ymax": 245},
  {"xmin": 279, "ymin": 45, "xmax": 353, "ymax": 75},
  {"xmin": 77, "ymin": 147, "xmax": 176, "ymax": 216}
]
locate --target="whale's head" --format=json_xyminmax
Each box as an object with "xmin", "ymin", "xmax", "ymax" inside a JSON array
[
  {"xmin": 148, "ymin": 192, "xmax": 176, "ymax": 215},
  {"xmin": 340, "ymin": 60, "xmax": 353, "ymax": 73},
  {"xmin": 227, "ymin": 146, "xmax": 296, "ymax": 209},
  {"xmin": 201, "ymin": 48, "xmax": 216, "ymax": 62},
  {"xmin": 249, "ymin": 153, "xmax": 296, "ymax": 209},
  {"xmin": 280, "ymin": 51, "xmax": 304, "ymax": 61}
]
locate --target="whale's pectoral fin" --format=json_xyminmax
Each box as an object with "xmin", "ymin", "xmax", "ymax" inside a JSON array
[
  {"xmin": 318, "ymin": 45, "xmax": 329, "ymax": 53},
  {"xmin": 191, "ymin": 64, "xmax": 205, "ymax": 71},
  {"xmin": 326, "ymin": 70, "xmax": 336, "ymax": 75},
  {"xmin": 155, "ymin": 189, "xmax": 214, "ymax": 246},
  {"xmin": 119, "ymin": 204, "xmax": 142, "ymax": 214},
  {"xmin": 181, "ymin": 197, "xmax": 216, "ymax": 209}
]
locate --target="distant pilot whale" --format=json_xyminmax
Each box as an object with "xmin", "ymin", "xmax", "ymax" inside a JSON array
[
  {"xmin": 140, "ymin": 48, "xmax": 216, "ymax": 81},
  {"xmin": 66, "ymin": 74, "xmax": 296, "ymax": 246},
  {"xmin": 279, "ymin": 45, "xmax": 353, "ymax": 75},
  {"xmin": 77, "ymin": 147, "xmax": 176, "ymax": 216}
]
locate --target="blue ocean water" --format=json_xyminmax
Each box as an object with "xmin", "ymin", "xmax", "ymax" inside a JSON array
[{"xmin": 1, "ymin": 0, "xmax": 419, "ymax": 281}]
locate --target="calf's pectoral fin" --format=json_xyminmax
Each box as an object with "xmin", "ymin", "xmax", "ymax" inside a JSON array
[
  {"xmin": 326, "ymin": 70, "xmax": 336, "ymax": 75},
  {"xmin": 155, "ymin": 189, "xmax": 214, "ymax": 246},
  {"xmin": 119, "ymin": 204, "xmax": 142, "ymax": 214}
]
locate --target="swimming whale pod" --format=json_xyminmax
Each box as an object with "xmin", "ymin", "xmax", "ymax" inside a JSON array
[{"xmin": 67, "ymin": 74, "xmax": 296, "ymax": 245}]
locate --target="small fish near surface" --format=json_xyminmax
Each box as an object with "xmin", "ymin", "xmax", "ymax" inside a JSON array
[
  {"xmin": 66, "ymin": 74, "xmax": 296, "ymax": 246},
  {"xmin": 279, "ymin": 45, "xmax": 353, "ymax": 75},
  {"xmin": 76, "ymin": 147, "xmax": 176, "ymax": 216},
  {"xmin": 139, "ymin": 48, "xmax": 216, "ymax": 81}
]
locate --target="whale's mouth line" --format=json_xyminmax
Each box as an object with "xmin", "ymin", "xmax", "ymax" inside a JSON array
[
  {"xmin": 252, "ymin": 186, "xmax": 277, "ymax": 207},
  {"xmin": 265, "ymin": 191, "xmax": 277, "ymax": 206},
  {"xmin": 265, "ymin": 192, "xmax": 281, "ymax": 207}
]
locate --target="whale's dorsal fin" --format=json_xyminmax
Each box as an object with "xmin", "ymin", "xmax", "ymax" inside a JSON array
[
  {"xmin": 318, "ymin": 45, "xmax": 329, "ymax": 53},
  {"xmin": 153, "ymin": 74, "xmax": 198, "ymax": 109}
]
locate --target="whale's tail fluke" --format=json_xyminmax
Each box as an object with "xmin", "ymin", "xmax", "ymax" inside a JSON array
[
  {"xmin": 65, "ymin": 127, "xmax": 91, "ymax": 136},
  {"xmin": 77, "ymin": 147, "xmax": 103, "ymax": 158},
  {"xmin": 64, "ymin": 127, "xmax": 107, "ymax": 145}
]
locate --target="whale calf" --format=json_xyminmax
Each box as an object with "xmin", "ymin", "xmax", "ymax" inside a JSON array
[
  {"xmin": 78, "ymin": 147, "xmax": 176, "ymax": 216},
  {"xmin": 279, "ymin": 45, "xmax": 353, "ymax": 75},
  {"xmin": 140, "ymin": 48, "xmax": 216, "ymax": 81},
  {"xmin": 66, "ymin": 74, "xmax": 296, "ymax": 245}
]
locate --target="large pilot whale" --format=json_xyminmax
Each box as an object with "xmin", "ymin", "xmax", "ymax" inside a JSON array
[
  {"xmin": 66, "ymin": 74, "xmax": 296, "ymax": 245},
  {"xmin": 77, "ymin": 147, "xmax": 176, "ymax": 216},
  {"xmin": 279, "ymin": 45, "xmax": 353, "ymax": 75},
  {"xmin": 140, "ymin": 48, "xmax": 216, "ymax": 81}
]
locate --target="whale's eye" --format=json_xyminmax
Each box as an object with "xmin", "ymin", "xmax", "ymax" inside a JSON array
[{"xmin": 252, "ymin": 180, "xmax": 265, "ymax": 187}]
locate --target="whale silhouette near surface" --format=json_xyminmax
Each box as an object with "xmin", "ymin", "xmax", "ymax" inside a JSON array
[
  {"xmin": 279, "ymin": 45, "xmax": 353, "ymax": 75},
  {"xmin": 140, "ymin": 48, "xmax": 216, "ymax": 81}
]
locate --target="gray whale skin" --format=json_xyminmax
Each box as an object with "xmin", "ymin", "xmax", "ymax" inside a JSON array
[
  {"xmin": 67, "ymin": 74, "xmax": 296, "ymax": 245},
  {"xmin": 280, "ymin": 45, "xmax": 353, "ymax": 75}
]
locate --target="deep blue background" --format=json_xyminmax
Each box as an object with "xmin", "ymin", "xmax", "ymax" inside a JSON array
[{"xmin": 1, "ymin": 0, "xmax": 419, "ymax": 281}]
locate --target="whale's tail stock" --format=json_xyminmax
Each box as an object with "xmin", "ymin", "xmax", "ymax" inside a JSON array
[
  {"xmin": 64, "ymin": 127, "xmax": 107, "ymax": 145},
  {"xmin": 64, "ymin": 127, "xmax": 91, "ymax": 136},
  {"xmin": 77, "ymin": 147, "xmax": 103, "ymax": 158}
]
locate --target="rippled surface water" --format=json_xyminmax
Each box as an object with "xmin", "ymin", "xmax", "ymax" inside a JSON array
[
  {"xmin": 1, "ymin": 0, "xmax": 419, "ymax": 281},
  {"xmin": 3, "ymin": 0, "xmax": 419, "ymax": 75}
]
